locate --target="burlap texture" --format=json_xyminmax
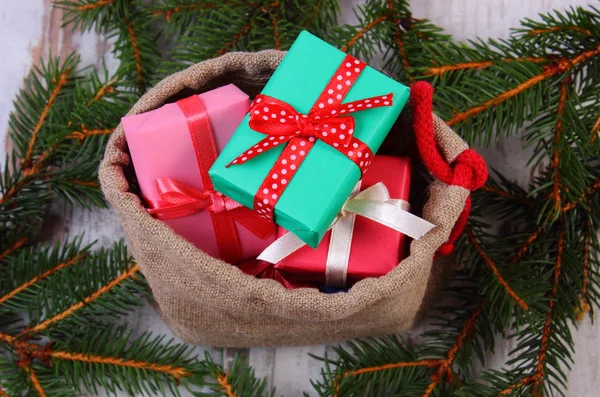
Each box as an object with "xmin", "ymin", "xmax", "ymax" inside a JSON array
[{"xmin": 99, "ymin": 50, "xmax": 470, "ymax": 347}]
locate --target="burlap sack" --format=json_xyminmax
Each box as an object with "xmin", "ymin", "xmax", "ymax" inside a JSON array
[{"xmin": 99, "ymin": 50, "xmax": 470, "ymax": 347}]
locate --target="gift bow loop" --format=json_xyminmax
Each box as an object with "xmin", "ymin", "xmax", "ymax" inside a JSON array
[
  {"xmin": 339, "ymin": 182, "xmax": 434, "ymax": 238},
  {"xmin": 257, "ymin": 181, "xmax": 436, "ymax": 287},
  {"xmin": 227, "ymin": 92, "xmax": 393, "ymax": 168},
  {"xmin": 148, "ymin": 178, "xmax": 243, "ymax": 220}
]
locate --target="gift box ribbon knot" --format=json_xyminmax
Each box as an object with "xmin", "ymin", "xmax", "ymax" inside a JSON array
[
  {"xmin": 257, "ymin": 182, "xmax": 436, "ymax": 287},
  {"xmin": 226, "ymin": 54, "xmax": 394, "ymax": 221},
  {"xmin": 146, "ymin": 95, "xmax": 273, "ymax": 263}
]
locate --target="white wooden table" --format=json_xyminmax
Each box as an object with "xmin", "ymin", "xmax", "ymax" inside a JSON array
[{"xmin": 1, "ymin": 1, "xmax": 598, "ymax": 395}]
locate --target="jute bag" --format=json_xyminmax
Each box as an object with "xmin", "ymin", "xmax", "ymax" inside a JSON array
[{"xmin": 99, "ymin": 50, "xmax": 487, "ymax": 347}]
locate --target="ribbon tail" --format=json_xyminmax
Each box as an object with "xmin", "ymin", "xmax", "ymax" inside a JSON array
[
  {"xmin": 344, "ymin": 200, "xmax": 435, "ymax": 239},
  {"xmin": 228, "ymin": 207, "xmax": 276, "ymax": 239},
  {"xmin": 237, "ymin": 259, "xmax": 273, "ymax": 277},
  {"xmin": 226, "ymin": 135, "xmax": 292, "ymax": 167},
  {"xmin": 326, "ymin": 213, "xmax": 356, "ymax": 288},
  {"xmin": 257, "ymin": 231, "xmax": 307, "ymax": 264}
]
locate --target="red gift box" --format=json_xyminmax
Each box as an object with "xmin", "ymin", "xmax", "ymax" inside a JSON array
[{"xmin": 271, "ymin": 155, "xmax": 417, "ymax": 286}]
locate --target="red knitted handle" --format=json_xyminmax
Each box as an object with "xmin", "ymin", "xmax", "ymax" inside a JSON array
[{"xmin": 410, "ymin": 82, "xmax": 488, "ymax": 256}]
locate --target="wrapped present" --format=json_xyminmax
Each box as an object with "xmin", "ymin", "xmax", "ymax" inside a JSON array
[
  {"xmin": 209, "ymin": 31, "xmax": 410, "ymax": 248},
  {"xmin": 257, "ymin": 156, "xmax": 436, "ymax": 287},
  {"xmin": 123, "ymin": 84, "xmax": 276, "ymax": 264}
]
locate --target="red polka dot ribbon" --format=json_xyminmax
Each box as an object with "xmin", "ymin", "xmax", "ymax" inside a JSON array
[{"xmin": 227, "ymin": 54, "xmax": 394, "ymax": 220}]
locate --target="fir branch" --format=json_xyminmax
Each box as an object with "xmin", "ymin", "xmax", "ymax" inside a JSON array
[
  {"xmin": 591, "ymin": 115, "xmax": 600, "ymax": 144},
  {"xmin": 216, "ymin": 21, "xmax": 254, "ymax": 56},
  {"xmin": 423, "ymin": 301, "xmax": 485, "ymax": 397},
  {"xmin": 9, "ymin": 54, "xmax": 79, "ymax": 166},
  {"xmin": 466, "ymin": 229, "xmax": 529, "ymax": 310},
  {"xmin": 0, "ymin": 238, "xmax": 28, "ymax": 263},
  {"xmin": 550, "ymin": 78, "xmax": 570, "ymax": 215},
  {"xmin": 496, "ymin": 375, "xmax": 537, "ymax": 396},
  {"xmin": 21, "ymin": 365, "xmax": 47, "ymax": 397},
  {"xmin": 481, "ymin": 184, "xmax": 533, "ymax": 204},
  {"xmin": 562, "ymin": 179, "xmax": 600, "ymax": 212},
  {"xmin": 216, "ymin": 372, "xmax": 236, "ymax": 397},
  {"xmin": 527, "ymin": 25, "xmax": 592, "ymax": 37},
  {"xmin": 531, "ymin": 226, "xmax": 565, "ymax": 395},
  {"xmin": 511, "ymin": 225, "xmax": 544, "ymax": 263},
  {"xmin": 68, "ymin": 125, "xmax": 114, "ymax": 140},
  {"xmin": 124, "ymin": 18, "xmax": 144, "ymax": 91},
  {"xmin": 340, "ymin": 15, "xmax": 387, "ymax": 52},
  {"xmin": 87, "ymin": 75, "xmax": 118, "ymax": 105},
  {"xmin": 0, "ymin": 253, "xmax": 85, "ymax": 307},
  {"xmin": 76, "ymin": 0, "xmax": 116, "ymax": 11},
  {"xmin": 50, "ymin": 350, "xmax": 191, "ymax": 381},
  {"xmin": 23, "ymin": 69, "xmax": 71, "ymax": 167},
  {"xmin": 19, "ymin": 264, "xmax": 140, "ymax": 337},
  {"xmin": 424, "ymin": 57, "xmax": 548, "ymax": 77}
]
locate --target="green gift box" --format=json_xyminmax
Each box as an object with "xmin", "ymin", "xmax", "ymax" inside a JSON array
[{"xmin": 209, "ymin": 31, "xmax": 409, "ymax": 248}]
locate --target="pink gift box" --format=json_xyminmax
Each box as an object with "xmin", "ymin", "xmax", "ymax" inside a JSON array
[
  {"xmin": 275, "ymin": 155, "xmax": 411, "ymax": 285},
  {"xmin": 123, "ymin": 84, "xmax": 276, "ymax": 263}
]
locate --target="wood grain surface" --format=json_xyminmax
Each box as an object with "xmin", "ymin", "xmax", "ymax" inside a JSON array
[{"xmin": 0, "ymin": 1, "xmax": 597, "ymax": 395}]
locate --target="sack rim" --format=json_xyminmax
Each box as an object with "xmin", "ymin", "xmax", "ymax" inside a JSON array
[{"xmin": 99, "ymin": 50, "xmax": 470, "ymax": 323}]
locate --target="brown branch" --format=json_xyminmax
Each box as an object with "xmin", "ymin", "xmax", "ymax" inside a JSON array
[
  {"xmin": 393, "ymin": 23, "xmax": 413, "ymax": 83},
  {"xmin": 23, "ymin": 69, "xmax": 71, "ymax": 167},
  {"xmin": 0, "ymin": 237, "xmax": 28, "ymax": 262},
  {"xmin": 333, "ymin": 359, "xmax": 441, "ymax": 394},
  {"xmin": 124, "ymin": 19, "xmax": 144, "ymax": 92},
  {"xmin": 0, "ymin": 331, "xmax": 15, "ymax": 345},
  {"xmin": 422, "ymin": 302, "xmax": 485, "ymax": 397},
  {"xmin": 425, "ymin": 57, "xmax": 547, "ymax": 77},
  {"xmin": 154, "ymin": 3, "xmax": 216, "ymax": 21},
  {"xmin": 528, "ymin": 26, "xmax": 592, "ymax": 37},
  {"xmin": 87, "ymin": 76, "xmax": 118, "ymax": 106},
  {"xmin": 216, "ymin": 22, "xmax": 253, "ymax": 56},
  {"xmin": 550, "ymin": 79, "xmax": 569, "ymax": 212},
  {"xmin": 272, "ymin": 15, "xmax": 281, "ymax": 50},
  {"xmin": 591, "ymin": 115, "xmax": 600, "ymax": 144},
  {"xmin": 68, "ymin": 179, "xmax": 100, "ymax": 188},
  {"xmin": 532, "ymin": 226, "xmax": 564, "ymax": 396},
  {"xmin": 300, "ymin": 0, "xmax": 323, "ymax": 27},
  {"xmin": 0, "ymin": 254, "xmax": 84, "ymax": 306},
  {"xmin": 496, "ymin": 375, "xmax": 537, "ymax": 396},
  {"xmin": 0, "ymin": 386, "xmax": 10, "ymax": 397},
  {"xmin": 20, "ymin": 264, "xmax": 140, "ymax": 337},
  {"xmin": 340, "ymin": 15, "xmax": 388, "ymax": 52},
  {"xmin": 152, "ymin": 2, "xmax": 256, "ymax": 21},
  {"xmin": 582, "ymin": 221, "xmax": 591, "ymax": 298},
  {"xmin": 68, "ymin": 124, "xmax": 114, "ymax": 140},
  {"xmin": 348, "ymin": 360, "xmax": 440, "ymax": 377},
  {"xmin": 50, "ymin": 350, "xmax": 190, "ymax": 381},
  {"xmin": 22, "ymin": 365, "xmax": 47, "ymax": 397},
  {"xmin": 77, "ymin": 0, "xmax": 115, "ymax": 11},
  {"xmin": 511, "ymin": 225, "xmax": 544, "ymax": 263},
  {"xmin": 576, "ymin": 221, "xmax": 592, "ymax": 321},
  {"xmin": 447, "ymin": 44, "xmax": 600, "ymax": 127},
  {"xmin": 216, "ymin": 373, "xmax": 236, "ymax": 397},
  {"xmin": 0, "ymin": 151, "xmax": 50, "ymax": 206},
  {"xmin": 481, "ymin": 184, "xmax": 533, "ymax": 204},
  {"xmin": 467, "ymin": 229, "xmax": 529, "ymax": 310},
  {"xmin": 562, "ymin": 179, "xmax": 600, "ymax": 212}
]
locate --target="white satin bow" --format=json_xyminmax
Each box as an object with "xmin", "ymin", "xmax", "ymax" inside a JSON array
[{"xmin": 257, "ymin": 182, "xmax": 436, "ymax": 287}]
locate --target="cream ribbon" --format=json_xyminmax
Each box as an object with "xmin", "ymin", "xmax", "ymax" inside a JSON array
[{"xmin": 257, "ymin": 182, "xmax": 436, "ymax": 287}]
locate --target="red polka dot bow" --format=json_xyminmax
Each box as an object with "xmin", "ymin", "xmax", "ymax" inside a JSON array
[{"xmin": 227, "ymin": 54, "xmax": 394, "ymax": 220}]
